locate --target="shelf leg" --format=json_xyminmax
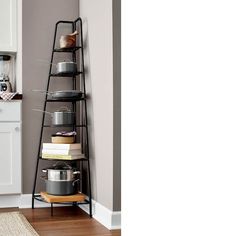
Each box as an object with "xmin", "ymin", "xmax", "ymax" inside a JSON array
[
  {"xmin": 51, "ymin": 203, "xmax": 53, "ymax": 216},
  {"xmin": 87, "ymin": 159, "xmax": 92, "ymax": 217},
  {"xmin": 32, "ymin": 195, "xmax": 35, "ymax": 209}
]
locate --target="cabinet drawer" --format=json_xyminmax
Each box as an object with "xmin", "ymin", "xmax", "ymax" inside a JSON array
[{"xmin": 0, "ymin": 101, "xmax": 21, "ymax": 121}]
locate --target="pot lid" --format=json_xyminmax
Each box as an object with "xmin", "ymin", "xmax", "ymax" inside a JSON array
[
  {"xmin": 46, "ymin": 162, "xmax": 73, "ymax": 170},
  {"xmin": 57, "ymin": 61, "xmax": 76, "ymax": 64},
  {"xmin": 46, "ymin": 165, "xmax": 72, "ymax": 170}
]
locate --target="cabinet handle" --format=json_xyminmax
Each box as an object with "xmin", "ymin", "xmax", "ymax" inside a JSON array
[{"xmin": 15, "ymin": 127, "xmax": 20, "ymax": 131}]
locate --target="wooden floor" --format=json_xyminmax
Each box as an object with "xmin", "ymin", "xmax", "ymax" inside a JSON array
[{"xmin": 0, "ymin": 207, "xmax": 121, "ymax": 236}]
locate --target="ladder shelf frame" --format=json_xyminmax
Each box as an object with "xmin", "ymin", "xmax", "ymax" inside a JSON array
[{"xmin": 32, "ymin": 18, "xmax": 92, "ymax": 217}]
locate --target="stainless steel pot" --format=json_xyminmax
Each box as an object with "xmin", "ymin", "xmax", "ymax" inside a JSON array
[
  {"xmin": 33, "ymin": 107, "xmax": 75, "ymax": 126},
  {"xmin": 42, "ymin": 162, "xmax": 80, "ymax": 181},
  {"xmin": 56, "ymin": 62, "xmax": 77, "ymax": 74},
  {"xmin": 41, "ymin": 177, "xmax": 80, "ymax": 195},
  {"xmin": 52, "ymin": 108, "xmax": 75, "ymax": 126}
]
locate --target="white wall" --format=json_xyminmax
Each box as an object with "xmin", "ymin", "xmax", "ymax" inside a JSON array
[{"xmin": 79, "ymin": 0, "xmax": 114, "ymax": 210}]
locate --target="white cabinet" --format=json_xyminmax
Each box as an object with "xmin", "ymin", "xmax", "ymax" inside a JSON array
[
  {"xmin": 0, "ymin": 0, "xmax": 22, "ymax": 92},
  {"xmin": 0, "ymin": 0, "xmax": 17, "ymax": 52},
  {"xmin": 0, "ymin": 102, "xmax": 21, "ymax": 194}
]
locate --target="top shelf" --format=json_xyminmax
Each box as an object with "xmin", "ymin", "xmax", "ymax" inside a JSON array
[{"xmin": 53, "ymin": 47, "xmax": 81, "ymax": 53}]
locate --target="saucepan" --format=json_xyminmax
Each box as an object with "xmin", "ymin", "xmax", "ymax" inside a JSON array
[
  {"xmin": 56, "ymin": 61, "xmax": 77, "ymax": 74},
  {"xmin": 36, "ymin": 59, "xmax": 77, "ymax": 74},
  {"xmin": 33, "ymin": 107, "xmax": 75, "ymax": 126}
]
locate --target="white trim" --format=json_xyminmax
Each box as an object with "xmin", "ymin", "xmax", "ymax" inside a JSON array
[
  {"xmin": 111, "ymin": 211, "xmax": 121, "ymax": 230},
  {"xmin": 16, "ymin": 0, "xmax": 22, "ymax": 93},
  {"xmin": 0, "ymin": 194, "xmax": 121, "ymax": 230},
  {"xmin": 19, "ymin": 194, "xmax": 51, "ymax": 208},
  {"xmin": 0, "ymin": 194, "xmax": 20, "ymax": 208},
  {"xmin": 79, "ymin": 199, "xmax": 121, "ymax": 230},
  {"xmin": 19, "ymin": 194, "xmax": 68, "ymax": 208},
  {"xmin": 0, "ymin": 194, "xmax": 66, "ymax": 209}
]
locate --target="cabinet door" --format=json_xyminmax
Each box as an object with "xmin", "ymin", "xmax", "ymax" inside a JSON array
[
  {"xmin": 0, "ymin": 0, "xmax": 17, "ymax": 52},
  {"xmin": 0, "ymin": 123, "xmax": 21, "ymax": 194}
]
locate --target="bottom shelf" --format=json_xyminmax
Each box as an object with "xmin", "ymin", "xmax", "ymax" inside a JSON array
[{"xmin": 40, "ymin": 191, "xmax": 86, "ymax": 203}]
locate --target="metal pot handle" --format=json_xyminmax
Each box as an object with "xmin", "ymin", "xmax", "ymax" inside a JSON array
[
  {"xmin": 72, "ymin": 179, "xmax": 80, "ymax": 186},
  {"xmin": 32, "ymin": 109, "xmax": 53, "ymax": 117},
  {"xmin": 32, "ymin": 89, "xmax": 52, "ymax": 95}
]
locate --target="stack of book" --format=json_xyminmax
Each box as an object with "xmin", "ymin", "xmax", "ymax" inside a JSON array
[{"xmin": 42, "ymin": 143, "xmax": 85, "ymax": 160}]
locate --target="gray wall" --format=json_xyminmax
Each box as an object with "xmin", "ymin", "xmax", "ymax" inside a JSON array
[
  {"xmin": 22, "ymin": 0, "xmax": 79, "ymax": 193},
  {"xmin": 113, "ymin": 0, "xmax": 121, "ymax": 211}
]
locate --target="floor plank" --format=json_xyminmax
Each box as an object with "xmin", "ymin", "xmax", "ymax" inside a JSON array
[{"xmin": 0, "ymin": 207, "xmax": 121, "ymax": 236}]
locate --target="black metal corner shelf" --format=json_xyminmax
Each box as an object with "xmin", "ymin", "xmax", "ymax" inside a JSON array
[{"xmin": 32, "ymin": 17, "xmax": 92, "ymax": 218}]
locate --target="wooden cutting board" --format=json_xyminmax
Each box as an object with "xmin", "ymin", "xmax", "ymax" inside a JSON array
[{"xmin": 40, "ymin": 191, "xmax": 86, "ymax": 203}]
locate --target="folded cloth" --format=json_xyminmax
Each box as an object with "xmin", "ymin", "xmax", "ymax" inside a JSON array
[
  {"xmin": 55, "ymin": 131, "xmax": 77, "ymax": 136},
  {"xmin": 0, "ymin": 92, "xmax": 18, "ymax": 101}
]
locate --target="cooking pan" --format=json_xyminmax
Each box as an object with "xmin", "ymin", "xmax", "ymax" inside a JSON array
[
  {"xmin": 33, "ymin": 107, "xmax": 75, "ymax": 126},
  {"xmin": 33, "ymin": 90, "xmax": 83, "ymax": 100},
  {"xmin": 51, "ymin": 90, "xmax": 82, "ymax": 99}
]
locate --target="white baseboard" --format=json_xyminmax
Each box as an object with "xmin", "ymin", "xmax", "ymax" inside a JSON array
[
  {"xmin": 19, "ymin": 194, "xmax": 53, "ymax": 208},
  {"xmin": 79, "ymin": 199, "xmax": 121, "ymax": 230},
  {"xmin": 0, "ymin": 194, "xmax": 66, "ymax": 209},
  {"xmin": 111, "ymin": 211, "xmax": 121, "ymax": 230},
  {"xmin": 0, "ymin": 194, "xmax": 21, "ymax": 208},
  {"xmin": 0, "ymin": 194, "xmax": 121, "ymax": 230}
]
